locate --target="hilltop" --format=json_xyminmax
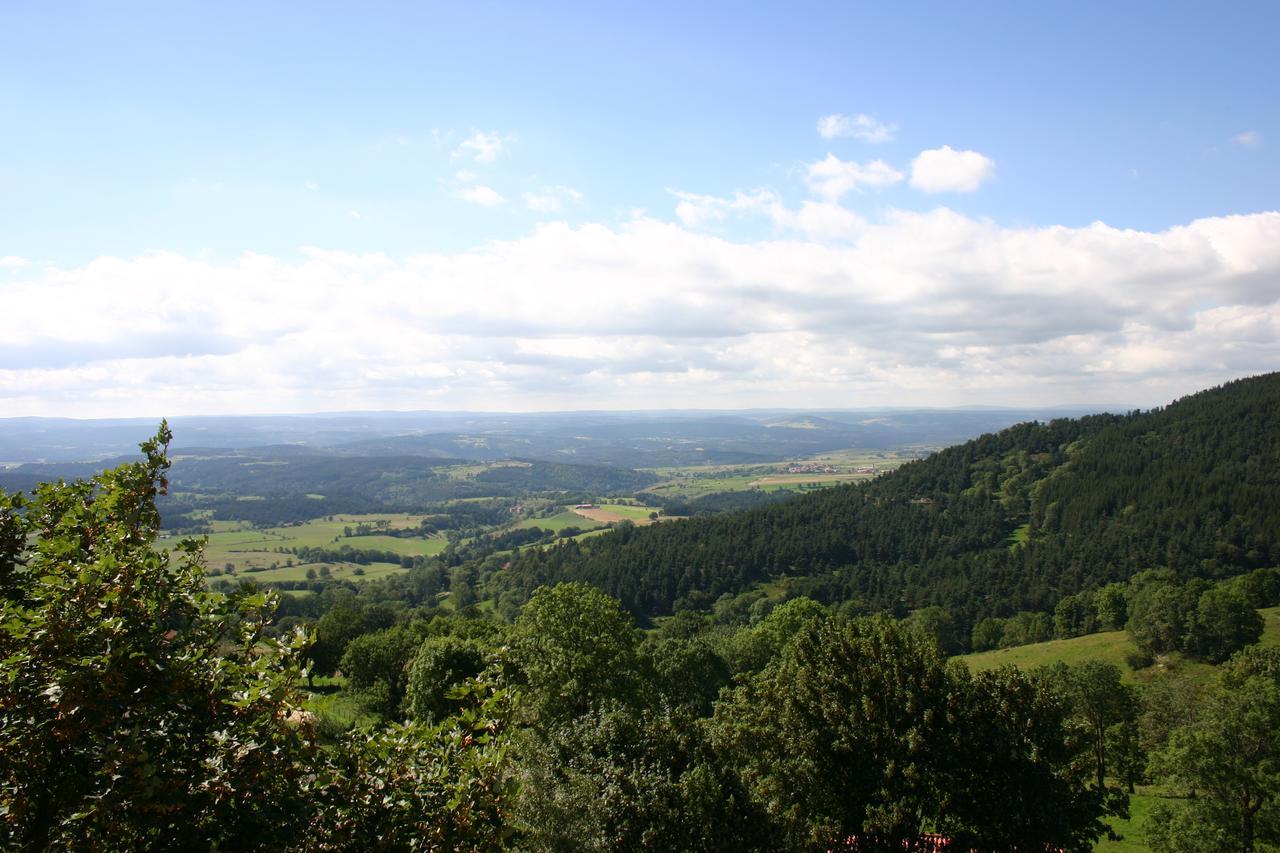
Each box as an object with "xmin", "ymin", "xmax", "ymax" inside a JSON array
[{"xmin": 490, "ymin": 373, "xmax": 1280, "ymax": 630}]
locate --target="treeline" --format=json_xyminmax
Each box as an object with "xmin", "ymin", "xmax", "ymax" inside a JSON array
[{"xmin": 491, "ymin": 373, "xmax": 1280, "ymax": 630}]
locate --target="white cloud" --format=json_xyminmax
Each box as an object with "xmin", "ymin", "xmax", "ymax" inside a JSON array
[
  {"xmin": 524, "ymin": 185, "xmax": 584, "ymax": 213},
  {"xmin": 817, "ymin": 113, "xmax": 897, "ymax": 143},
  {"xmin": 456, "ymin": 185, "xmax": 506, "ymax": 206},
  {"xmin": 806, "ymin": 154, "xmax": 904, "ymax": 200},
  {"xmin": 0, "ymin": 256, "xmax": 31, "ymax": 268},
  {"xmin": 909, "ymin": 145, "xmax": 996, "ymax": 193},
  {"xmin": 453, "ymin": 131, "xmax": 504, "ymax": 164},
  {"xmin": 304, "ymin": 180, "xmax": 319, "ymax": 191},
  {"xmin": 2, "ymin": 210, "xmax": 1277, "ymax": 416},
  {"xmin": 670, "ymin": 189, "xmax": 783, "ymax": 227},
  {"xmin": 348, "ymin": 209, "xmax": 363, "ymax": 220},
  {"xmin": 1233, "ymin": 130, "xmax": 1262, "ymax": 148}
]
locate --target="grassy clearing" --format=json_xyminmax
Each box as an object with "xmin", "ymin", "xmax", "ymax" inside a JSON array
[
  {"xmin": 958, "ymin": 607, "xmax": 1280, "ymax": 687},
  {"xmin": 1096, "ymin": 786, "xmax": 1183, "ymax": 852}
]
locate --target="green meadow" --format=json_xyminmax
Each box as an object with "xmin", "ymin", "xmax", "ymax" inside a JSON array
[
  {"xmin": 958, "ymin": 607, "xmax": 1280, "ymax": 684},
  {"xmin": 189, "ymin": 514, "xmax": 446, "ymax": 573}
]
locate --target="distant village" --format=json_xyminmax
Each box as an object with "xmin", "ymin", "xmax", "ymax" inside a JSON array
[{"xmin": 783, "ymin": 463, "xmax": 878, "ymax": 475}]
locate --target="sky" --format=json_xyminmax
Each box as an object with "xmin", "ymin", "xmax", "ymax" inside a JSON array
[{"xmin": 1, "ymin": 1, "xmax": 1277, "ymax": 417}]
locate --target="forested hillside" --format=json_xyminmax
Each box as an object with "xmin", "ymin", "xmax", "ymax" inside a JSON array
[{"xmin": 493, "ymin": 374, "xmax": 1280, "ymax": 626}]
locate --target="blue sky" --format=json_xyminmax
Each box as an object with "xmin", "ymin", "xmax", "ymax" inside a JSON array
[{"xmin": 1, "ymin": 2, "xmax": 1277, "ymax": 416}]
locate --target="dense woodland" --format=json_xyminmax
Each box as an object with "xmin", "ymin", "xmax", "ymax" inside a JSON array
[
  {"xmin": 3, "ymin": 374, "xmax": 1280, "ymax": 850},
  {"xmin": 491, "ymin": 374, "xmax": 1280, "ymax": 636}
]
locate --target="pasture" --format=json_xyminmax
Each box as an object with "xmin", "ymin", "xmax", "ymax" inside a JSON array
[{"xmin": 192, "ymin": 513, "xmax": 446, "ymax": 573}]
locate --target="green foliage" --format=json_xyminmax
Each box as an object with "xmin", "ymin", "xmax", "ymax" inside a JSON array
[
  {"xmin": 725, "ymin": 596, "xmax": 828, "ymax": 674},
  {"xmin": 1147, "ymin": 673, "xmax": 1280, "ymax": 852},
  {"xmin": 406, "ymin": 636, "xmax": 489, "ymax": 723},
  {"xmin": 495, "ymin": 373, "xmax": 1280, "ymax": 624},
  {"xmin": 641, "ymin": 636, "xmax": 731, "ymax": 715},
  {"xmin": 305, "ymin": 677, "xmax": 518, "ymax": 851},
  {"xmin": 511, "ymin": 582, "xmax": 642, "ymax": 724},
  {"xmin": 0, "ymin": 427, "xmax": 521, "ymax": 850},
  {"xmin": 339, "ymin": 623, "xmax": 428, "ymax": 718},
  {"xmin": 905, "ymin": 605, "xmax": 963, "ymax": 656},
  {"xmin": 1129, "ymin": 575, "xmax": 1264, "ymax": 663},
  {"xmin": 306, "ymin": 597, "xmax": 395, "ymax": 677},
  {"xmin": 970, "ymin": 616, "xmax": 1004, "ymax": 652},
  {"xmin": 1127, "ymin": 577, "xmax": 1198, "ymax": 656},
  {"xmin": 709, "ymin": 615, "xmax": 1113, "ymax": 849},
  {"xmin": 0, "ymin": 424, "xmax": 315, "ymax": 849},
  {"xmin": 511, "ymin": 703, "xmax": 772, "ymax": 851},
  {"xmin": 1183, "ymin": 585, "xmax": 1264, "ymax": 663}
]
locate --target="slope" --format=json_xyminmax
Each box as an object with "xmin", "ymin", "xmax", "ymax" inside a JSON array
[{"xmin": 491, "ymin": 373, "xmax": 1280, "ymax": 626}]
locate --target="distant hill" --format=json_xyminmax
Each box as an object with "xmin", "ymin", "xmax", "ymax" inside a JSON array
[
  {"xmin": 492, "ymin": 373, "xmax": 1280, "ymax": 626},
  {"xmin": 0, "ymin": 407, "xmax": 1110, "ymax": 466}
]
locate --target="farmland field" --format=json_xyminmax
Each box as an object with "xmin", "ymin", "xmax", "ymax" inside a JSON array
[
  {"xmin": 514, "ymin": 509, "xmax": 607, "ymax": 533},
  {"xmin": 641, "ymin": 449, "xmax": 915, "ymax": 500},
  {"xmin": 186, "ymin": 514, "xmax": 446, "ymax": 573},
  {"xmin": 235, "ymin": 560, "xmax": 407, "ymax": 584},
  {"xmin": 571, "ymin": 503, "xmax": 662, "ymax": 525}
]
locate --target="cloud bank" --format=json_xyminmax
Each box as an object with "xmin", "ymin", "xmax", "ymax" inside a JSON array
[{"xmin": 2, "ymin": 209, "xmax": 1277, "ymax": 417}]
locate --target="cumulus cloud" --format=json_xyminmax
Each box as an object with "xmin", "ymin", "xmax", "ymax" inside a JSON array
[
  {"xmin": 2, "ymin": 210, "xmax": 1277, "ymax": 416},
  {"xmin": 817, "ymin": 113, "xmax": 897, "ymax": 143},
  {"xmin": 456, "ymin": 185, "xmax": 506, "ymax": 206},
  {"xmin": 524, "ymin": 185, "xmax": 584, "ymax": 213},
  {"xmin": 806, "ymin": 154, "xmax": 904, "ymax": 200},
  {"xmin": 670, "ymin": 189, "xmax": 783, "ymax": 227},
  {"xmin": 910, "ymin": 145, "xmax": 996, "ymax": 193},
  {"xmin": 1234, "ymin": 130, "xmax": 1262, "ymax": 148},
  {"xmin": 453, "ymin": 131, "xmax": 504, "ymax": 164}
]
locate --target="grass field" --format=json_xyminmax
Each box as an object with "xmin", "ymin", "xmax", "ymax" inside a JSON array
[
  {"xmin": 232, "ymin": 560, "xmax": 406, "ymax": 584},
  {"xmin": 642, "ymin": 449, "xmax": 915, "ymax": 500},
  {"xmin": 190, "ymin": 514, "xmax": 446, "ymax": 573},
  {"xmin": 1096, "ymin": 786, "xmax": 1184, "ymax": 852},
  {"xmin": 958, "ymin": 607, "xmax": 1280, "ymax": 686},
  {"xmin": 514, "ymin": 509, "xmax": 606, "ymax": 533}
]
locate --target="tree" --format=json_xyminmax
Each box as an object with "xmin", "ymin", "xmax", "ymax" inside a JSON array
[
  {"xmin": 0, "ymin": 426, "xmax": 521, "ymax": 850},
  {"xmin": 710, "ymin": 615, "xmax": 1113, "ymax": 850},
  {"xmin": 511, "ymin": 703, "xmax": 772, "ymax": 851},
  {"xmin": 1064, "ymin": 661, "xmax": 1140, "ymax": 793},
  {"xmin": 306, "ymin": 677, "xmax": 518, "ymax": 851},
  {"xmin": 971, "ymin": 617, "xmax": 1005, "ymax": 652},
  {"xmin": 405, "ymin": 635, "xmax": 489, "ymax": 723},
  {"xmin": 1094, "ymin": 582, "xmax": 1128, "ymax": 631},
  {"xmin": 0, "ymin": 424, "xmax": 315, "ymax": 849},
  {"xmin": 710, "ymin": 615, "xmax": 954, "ymax": 847},
  {"xmin": 511, "ymin": 582, "xmax": 642, "ymax": 724},
  {"xmin": 905, "ymin": 605, "xmax": 963, "ymax": 656},
  {"xmin": 1183, "ymin": 586, "xmax": 1264, "ymax": 664},
  {"xmin": 1127, "ymin": 579, "xmax": 1196, "ymax": 657},
  {"xmin": 941, "ymin": 665, "xmax": 1115, "ymax": 849},
  {"xmin": 339, "ymin": 624, "xmax": 427, "ymax": 719},
  {"xmin": 1148, "ymin": 675, "xmax": 1280, "ymax": 852}
]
